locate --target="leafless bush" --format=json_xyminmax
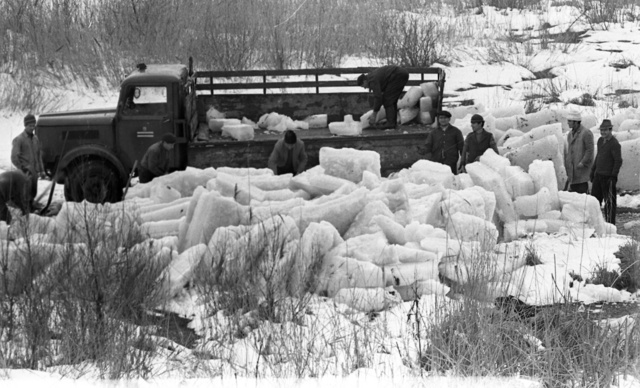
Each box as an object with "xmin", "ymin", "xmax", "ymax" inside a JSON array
[
  {"xmin": 480, "ymin": 0, "xmax": 545, "ymax": 9},
  {"xmin": 367, "ymin": 10, "xmax": 450, "ymax": 67},
  {"xmin": 0, "ymin": 205, "xmax": 164, "ymax": 377},
  {"xmin": 582, "ymin": 0, "xmax": 637, "ymax": 29}
]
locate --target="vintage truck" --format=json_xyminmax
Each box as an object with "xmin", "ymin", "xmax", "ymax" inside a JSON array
[{"xmin": 35, "ymin": 59, "xmax": 446, "ymax": 203}]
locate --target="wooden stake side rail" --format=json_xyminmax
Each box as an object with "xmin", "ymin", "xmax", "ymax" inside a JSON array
[{"xmin": 194, "ymin": 67, "xmax": 445, "ymax": 95}]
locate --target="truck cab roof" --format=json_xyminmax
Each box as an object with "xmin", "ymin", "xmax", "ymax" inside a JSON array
[{"xmin": 122, "ymin": 64, "xmax": 188, "ymax": 86}]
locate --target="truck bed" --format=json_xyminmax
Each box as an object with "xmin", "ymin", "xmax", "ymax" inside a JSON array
[
  {"xmin": 188, "ymin": 123, "xmax": 430, "ymax": 176},
  {"xmin": 188, "ymin": 67, "xmax": 443, "ymax": 175}
]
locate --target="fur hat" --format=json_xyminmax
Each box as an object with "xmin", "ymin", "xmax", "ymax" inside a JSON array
[
  {"xmin": 471, "ymin": 114, "xmax": 484, "ymax": 123},
  {"xmin": 437, "ymin": 110, "xmax": 452, "ymax": 118},
  {"xmin": 598, "ymin": 119, "xmax": 613, "ymax": 130},
  {"xmin": 566, "ymin": 110, "xmax": 581, "ymax": 122},
  {"xmin": 162, "ymin": 133, "xmax": 176, "ymax": 144},
  {"xmin": 24, "ymin": 114, "xmax": 36, "ymax": 126}
]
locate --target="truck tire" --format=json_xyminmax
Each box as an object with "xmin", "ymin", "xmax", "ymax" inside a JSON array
[{"xmin": 64, "ymin": 159, "xmax": 124, "ymax": 203}]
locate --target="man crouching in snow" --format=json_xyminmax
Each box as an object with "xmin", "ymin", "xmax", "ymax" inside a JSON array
[
  {"xmin": 0, "ymin": 170, "xmax": 32, "ymax": 224},
  {"xmin": 268, "ymin": 130, "xmax": 307, "ymax": 175}
]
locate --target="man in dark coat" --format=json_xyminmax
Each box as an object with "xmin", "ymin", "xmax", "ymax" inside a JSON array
[
  {"xmin": 357, "ymin": 65, "xmax": 410, "ymax": 130},
  {"xmin": 590, "ymin": 119, "xmax": 623, "ymax": 224},
  {"xmin": 0, "ymin": 170, "xmax": 31, "ymax": 224},
  {"xmin": 138, "ymin": 133, "xmax": 176, "ymax": 184},
  {"xmin": 424, "ymin": 110, "xmax": 464, "ymax": 174},
  {"xmin": 268, "ymin": 130, "xmax": 308, "ymax": 175},
  {"xmin": 460, "ymin": 114, "xmax": 499, "ymax": 170},
  {"xmin": 11, "ymin": 114, "xmax": 45, "ymax": 204}
]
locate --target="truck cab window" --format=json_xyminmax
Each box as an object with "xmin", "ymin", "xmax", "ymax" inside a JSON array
[{"xmin": 122, "ymin": 86, "xmax": 168, "ymax": 116}]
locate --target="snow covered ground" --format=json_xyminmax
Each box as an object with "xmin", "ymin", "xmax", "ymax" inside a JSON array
[{"xmin": 2, "ymin": 3, "xmax": 640, "ymax": 387}]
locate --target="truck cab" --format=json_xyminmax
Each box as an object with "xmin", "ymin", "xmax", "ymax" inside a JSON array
[{"xmin": 37, "ymin": 63, "xmax": 191, "ymax": 203}]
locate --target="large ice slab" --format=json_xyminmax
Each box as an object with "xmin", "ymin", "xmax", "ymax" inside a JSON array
[
  {"xmin": 514, "ymin": 187, "xmax": 553, "ymax": 218},
  {"xmin": 289, "ymin": 187, "xmax": 368, "ymax": 235},
  {"xmin": 528, "ymin": 160, "xmax": 560, "ymax": 210},
  {"xmin": 618, "ymin": 138, "xmax": 640, "ymax": 191},
  {"xmin": 441, "ymin": 188, "xmax": 486, "ymax": 220},
  {"xmin": 465, "ymin": 162, "xmax": 516, "ymax": 223},
  {"xmin": 317, "ymin": 254, "xmax": 385, "ymax": 297},
  {"xmin": 503, "ymin": 165, "xmax": 535, "ymax": 199},
  {"xmin": 504, "ymin": 134, "xmax": 567, "ymax": 189},
  {"xmin": 320, "ymin": 147, "xmax": 381, "ymax": 183},
  {"xmin": 445, "ymin": 212, "xmax": 499, "ymax": 248},
  {"xmin": 179, "ymin": 191, "xmax": 245, "ymax": 252},
  {"xmin": 557, "ymin": 191, "xmax": 607, "ymax": 236}
]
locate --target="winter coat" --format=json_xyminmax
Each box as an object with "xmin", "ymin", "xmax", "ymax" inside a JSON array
[
  {"xmin": 564, "ymin": 125, "xmax": 594, "ymax": 185},
  {"xmin": 268, "ymin": 139, "xmax": 307, "ymax": 175},
  {"xmin": 366, "ymin": 65, "xmax": 410, "ymax": 111},
  {"xmin": 140, "ymin": 141, "xmax": 172, "ymax": 177},
  {"xmin": 0, "ymin": 170, "xmax": 31, "ymax": 224},
  {"xmin": 591, "ymin": 136, "xmax": 623, "ymax": 179},
  {"xmin": 11, "ymin": 131, "xmax": 44, "ymax": 175},
  {"xmin": 425, "ymin": 125, "xmax": 464, "ymax": 168},
  {"xmin": 461, "ymin": 129, "xmax": 498, "ymax": 165}
]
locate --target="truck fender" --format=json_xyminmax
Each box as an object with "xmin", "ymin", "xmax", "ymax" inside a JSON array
[{"xmin": 57, "ymin": 145, "xmax": 128, "ymax": 185}]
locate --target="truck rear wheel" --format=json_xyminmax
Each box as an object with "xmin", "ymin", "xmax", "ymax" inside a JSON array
[{"xmin": 64, "ymin": 159, "xmax": 124, "ymax": 203}]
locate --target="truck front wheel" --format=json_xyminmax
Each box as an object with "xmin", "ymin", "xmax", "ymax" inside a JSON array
[{"xmin": 64, "ymin": 159, "xmax": 124, "ymax": 203}]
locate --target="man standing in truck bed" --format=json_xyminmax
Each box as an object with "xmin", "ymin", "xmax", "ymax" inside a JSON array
[
  {"xmin": 357, "ymin": 65, "xmax": 409, "ymax": 130},
  {"xmin": 11, "ymin": 114, "xmax": 46, "ymax": 206},
  {"xmin": 138, "ymin": 133, "xmax": 176, "ymax": 183}
]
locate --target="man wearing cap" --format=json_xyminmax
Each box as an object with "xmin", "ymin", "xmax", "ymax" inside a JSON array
[
  {"xmin": 590, "ymin": 119, "xmax": 622, "ymax": 224},
  {"xmin": 460, "ymin": 114, "xmax": 499, "ymax": 170},
  {"xmin": 564, "ymin": 110, "xmax": 594, "ymax": 194},
  {"xmin": 138, "ymin": 133, "xmax": 176, "ymax": 183},
  {"xmin": 268, "ymin": 130, "xmax": 308, "ymax": 175},
  {"xmin": 424, "ymin": 110, "xmax": 464, "ymax": 174},
  {"xmin": 11, "ymin": 113, "xmax": 46, "ymax": 205},
  {"xmin": 357, "ymin": 65, "xmax": 410, "ymax": 130}
]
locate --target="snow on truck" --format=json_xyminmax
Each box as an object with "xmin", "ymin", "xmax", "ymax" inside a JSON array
[{"xmin": 36, "ymin": 59, "xmax": 446, "ymax": 203}]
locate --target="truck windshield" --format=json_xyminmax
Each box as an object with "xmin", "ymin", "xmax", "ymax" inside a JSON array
[{"xmin": 123, "ymin": 86, "xmax": 168, "ymax": 116}]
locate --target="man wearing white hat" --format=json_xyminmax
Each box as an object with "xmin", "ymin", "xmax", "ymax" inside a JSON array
[{"xmin": 564, "ymin": 110, "xmax": 594, "ymax": 194}]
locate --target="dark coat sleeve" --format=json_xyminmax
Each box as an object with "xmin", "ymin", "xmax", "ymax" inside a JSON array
[
  {"xmin": 489, "ymin": 134, "xmax": 499, "ymax": 154},
  {"xmin": 612, "ymin": 141, "xmax": 623, "ymax": 177},
  {"xmin": 296, "ymin": 140, "xmax": 308, "ymax": 173},
  {"xmin": 268, "ymin": 140, "xmax": 284, "ymax": 174}
]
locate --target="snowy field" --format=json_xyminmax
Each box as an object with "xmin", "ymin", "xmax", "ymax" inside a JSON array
[{"xmin": 2, "ymin": 3, "xmax": 640, "ymax": 388}]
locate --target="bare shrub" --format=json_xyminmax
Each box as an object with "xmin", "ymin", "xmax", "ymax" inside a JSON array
[
  {"xmin": 582, "ymin": 0, "xmax": 632, "ymax": 28},
  {"xmin": 481, "ymin": 0, "xmax": 545, "ymax": 9},
  {"xmin": 0, "ymin": 204, "xmax": 165, "ymax": 377},
  {"xmin": 367, "ymin": 11, "xmax": 450, "ymax": 67}
]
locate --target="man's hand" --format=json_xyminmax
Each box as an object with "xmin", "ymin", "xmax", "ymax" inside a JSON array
[
  {"xmin": 577, "ymin": 162, "xmax": 584, "ymax": 168},
  {"xmin": 38, "ymin": 172, "xmax": 48, "ymax": 180},
  {"xmin": 369, "ymin": 112, "xmax": 377, "ymax": 127}
]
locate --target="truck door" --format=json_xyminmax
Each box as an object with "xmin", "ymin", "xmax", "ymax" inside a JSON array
[{"xmin": 118, "ymin": 84, "xmax": 176, "ymax": 169}]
